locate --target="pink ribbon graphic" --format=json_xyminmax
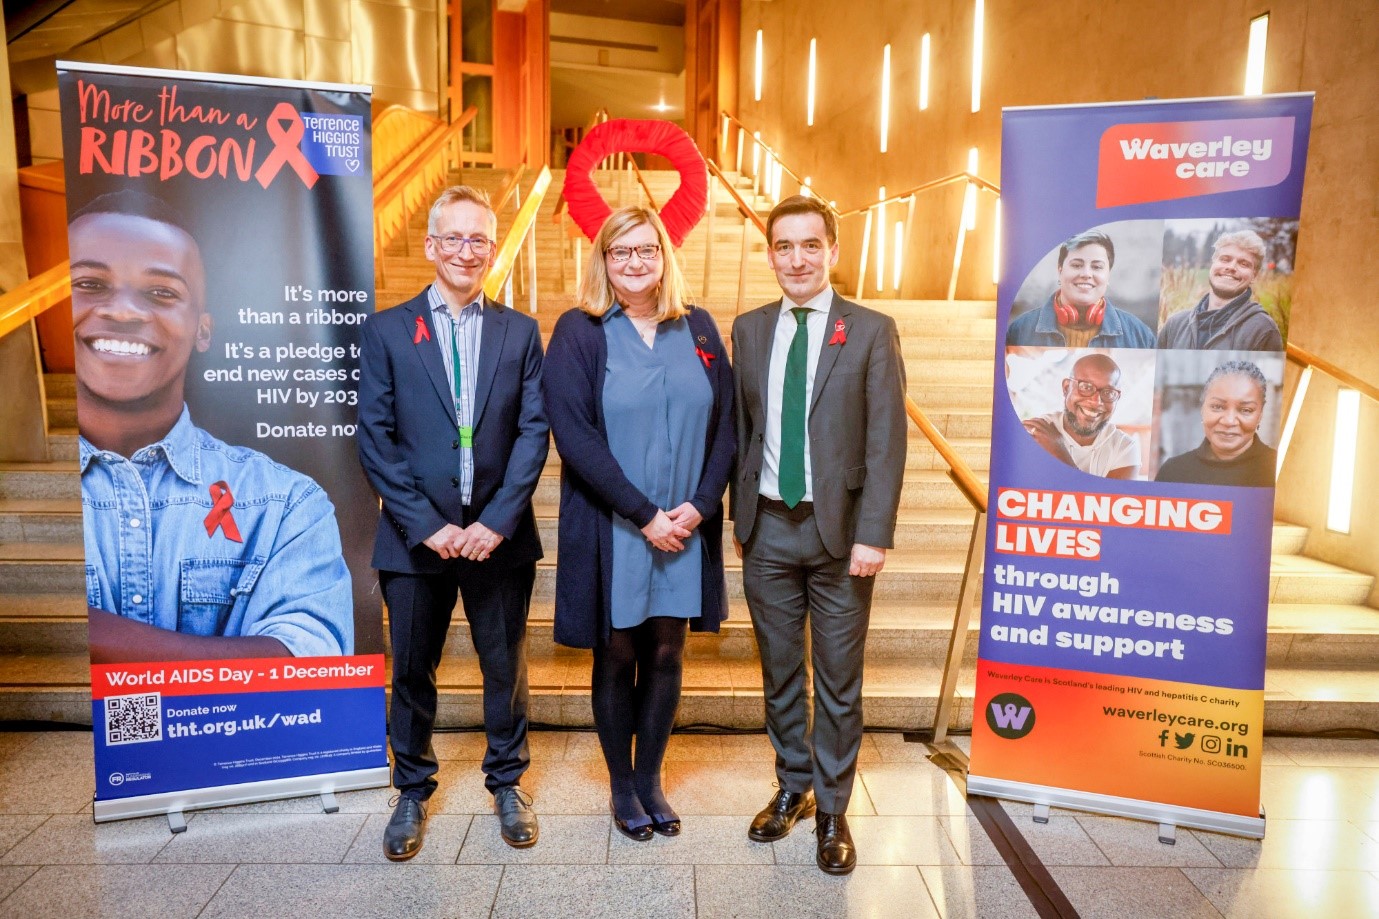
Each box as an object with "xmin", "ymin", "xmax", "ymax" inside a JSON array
[
  {"xmin": 254, "ymin": 102, "xmax": 319, "ymax": 190},
  {"xmin": 204, "ymin": 481, "xmax": 244, "ymax": 543}
]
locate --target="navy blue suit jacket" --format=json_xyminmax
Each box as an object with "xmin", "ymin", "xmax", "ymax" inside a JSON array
[{"xmin": 357, "ymin": 288, "xmax": 548, "ymax": 574}]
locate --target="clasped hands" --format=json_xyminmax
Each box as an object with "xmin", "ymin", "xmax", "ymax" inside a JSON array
[
  {"xmin": 424, "ymin": 522, "xmax": 504, "ymax": 561},
  {"xmin": 640, "ymin": 502, "xmax": 703, "ymax": 553}
]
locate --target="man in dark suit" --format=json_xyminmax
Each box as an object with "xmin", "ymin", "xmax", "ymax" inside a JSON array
[
  {"xmin": 358, "ymin": 186, "xmax": 548, "ymax": 859},
  {"xmin": 731, "ymin": 195, "xmax": 907, "ymax": 875}
]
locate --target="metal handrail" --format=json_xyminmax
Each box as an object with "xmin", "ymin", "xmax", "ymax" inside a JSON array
[
  {"xmin": 835, "ymin": 172, "xmax": 1000, "ymax": 218},
  {"xmin": 705, "ymin": 159, "xmax": 767, "ymax": 237},
  {"xmin": 484, "ymin": 165, "xmax": 552, "ymax": 303},
  {"xmin": 1287, "ymin": 342, "xmax": 1379, "ymax": 404},
  {"xmin": 626, "ymin": 156, "xmax": 660, "ymax": 212},
  {"xmin": 719, "ymin": 111, "xmax": 833, "ymax": 208},
  {"xmin": 905, "ymin": 396, "xmax": 986, "ymax": 512},
  {"xmin": 373, "ymin": 106, "xmax": 477, "ymax": 265},
  {"xmin": 492, "ymin": 163, "xmax": 528, "ymax": 216},
  {"xmin": 0, "ymin": 263, "xmax": 70, "ymax": 343},
  {"xmin": 372, "ymin": 105, "xmax": 444, "ymax": 182},
  {"xmin": 1276, "ymin": 340, "xmax": 1379, "ymax": 473}
]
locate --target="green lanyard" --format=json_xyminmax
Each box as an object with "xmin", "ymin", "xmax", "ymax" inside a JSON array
[{"xmin": 450, "ymin": 313, "xmax": 474, "ymax": 448}]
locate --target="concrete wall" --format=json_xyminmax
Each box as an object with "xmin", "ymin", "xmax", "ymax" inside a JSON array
[
  {"xmin": 16, "ymin": 0, "xmax": 445, "ymax": 164},
  {"xmin": 738, "ymin": 0, "xmax": 1379, "ymax": 598}
]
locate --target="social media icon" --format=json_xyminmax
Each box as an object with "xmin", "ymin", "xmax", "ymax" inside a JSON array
[
  {"xmin": 1174, "ymin": 732, "xmax": 1195, "ymax": 749},
  {"xmin": 1201, "ymin": 735, "xmax": 1222, "ymax": 753}
]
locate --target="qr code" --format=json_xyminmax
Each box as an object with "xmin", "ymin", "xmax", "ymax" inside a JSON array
[{"xmin": 105, "ymin": 692, "xmax": 162, "ymax": 745}]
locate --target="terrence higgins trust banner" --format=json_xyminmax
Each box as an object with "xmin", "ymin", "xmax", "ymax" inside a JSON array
[
  {"xmin": 968, "ymin": 94, "xmax": 1313, "ymax": 838},
  {"xmin": 58, "ymin": 62, "xmax": 388, "ymax": 821}
]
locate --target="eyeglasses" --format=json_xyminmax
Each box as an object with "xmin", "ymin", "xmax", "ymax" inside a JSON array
[
  {"xmin": 604, "ymin": 244, "xmax": 661, "ymax": 262},
  {"xmin": 770, "ymin": 240, "xmax": 827, "ymax": 257},
  {"xmin": 430, "ymin": 235, "xmax": 494, "ymax": 256},
  {"xmin": 1067, "ymin": 378, "xmax": 1122, "ymax": 402}
]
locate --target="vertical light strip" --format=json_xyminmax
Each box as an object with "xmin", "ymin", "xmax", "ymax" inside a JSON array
[
  {"xmin": 964, "ymin": 148, "xmax": 979, "ymax": 230},
  {"xmin": 992, "ymin": 198, "xmax": 1002, "ymax": 285},
  {"xmin": 1244, "ymin": 14, "xmax": 1269, "ymax": 95},
  {"xmin": 752, "ymin": 131, "xmax": 761, "ymax": 176},
  {"xmin": 1327, "ymin": 389, "xmax": 1360, "ymax": 533},
  {"xmin": 754, "ymin": 29, "xmax": 764, "ymax": 102},
  {"xmin": 807, "ymin": 38, "xmax": 817, "ymax": 126},
  {"xmin": 880, "ymin": 43, "xmax": 892, "ymax": 153},
  {"xmin": 971, "ymin": 0, "xmax": 984, "ymax": 113},
  {"xmin": 802, "ymin": 176, "xmax": 812, "ymax": 197},
  {"xmin": 735, "ymin": 129, "xmax": 745, "ymax": 173},
  {"xmin": 893, "ymin": 220, "xmax": 904, "ymax": 290},
  {"xmin": 876, "ymin": 187, "xmax": 887, "ymax": 292},
  {"xmin": 919, "ymin": 33, "xmax": 931, "ymax": 110}
]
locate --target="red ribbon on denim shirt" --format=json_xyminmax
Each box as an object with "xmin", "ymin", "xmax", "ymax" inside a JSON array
[{"xmin": 204, "ymin": 481, "xmax": 243, "ymax": 543}]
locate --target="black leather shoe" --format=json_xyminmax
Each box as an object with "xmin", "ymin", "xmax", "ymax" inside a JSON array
[
  {"xmin": 648, "ymin": 812, "xmax": 681, "ymax": 837},
  {"xmin": 815, "ymin": 811, "xmax": 856, "ymax": 875},
  {"xmin": 383, "ymin": 795, "xmax": 427, "ymax": 861},
  {"xmin": 494, "ymin": 785, "xmax": 539, "ymax": 848},
  {"xmin": 610, "ymin": 801, "xmax": 654, "ymax": 842},
  {"xmin": 748, "ymin": 788, "xmax": 816, "ymax": 842}
]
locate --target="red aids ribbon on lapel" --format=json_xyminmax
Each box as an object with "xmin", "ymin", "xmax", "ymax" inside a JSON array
[
  {"xmin": 414, "ymin": 315, "xmax": 431, "ymax": 343},
  {"xmin": 829, "ymin": 319, "xmax": 847, "ymax": 346},
  {"xmin": 204, "ymin": 481, "xmax": 243, "ymax": 543},
  {"xmin": 695, "ymin": 346, "xmax": 716, "ymax": 369},
  {"xmin": 254, "ymin": 102, "xmax": 319, "ymax": 190}
]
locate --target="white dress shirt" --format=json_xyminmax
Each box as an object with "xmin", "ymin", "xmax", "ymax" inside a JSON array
[{"xmin": 760, "ymin": 287, "xmax": 833, "ymax": 502}]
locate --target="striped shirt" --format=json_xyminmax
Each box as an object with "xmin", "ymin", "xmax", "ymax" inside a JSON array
[{"xmin": 428, "ymin": 285, "xmax": 484, "ymax": 504}]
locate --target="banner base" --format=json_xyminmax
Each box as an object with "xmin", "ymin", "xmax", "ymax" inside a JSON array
[
  {"xmin": 967, "ymin": 773, "xmax": 1264, "ymax": 839},
  {"xmin": 93, "ymin": 766, "xmax": 390, "ymax": 825}
]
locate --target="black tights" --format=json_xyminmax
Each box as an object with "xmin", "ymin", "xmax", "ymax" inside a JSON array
[{"xmin": 592, "ymin": 616, "xmax": 687, "ymax": 822}]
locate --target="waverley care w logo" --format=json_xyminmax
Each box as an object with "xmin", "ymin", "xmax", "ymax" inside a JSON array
[
  {"xmin": 985, "ymin": 692, "xmax": 1036, "ymax": 740},
  {"xmin": 1096, "ymin": 117, "xmax": 1294, "ymax": 208}
]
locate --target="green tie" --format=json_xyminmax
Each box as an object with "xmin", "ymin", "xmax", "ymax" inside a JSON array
[{"xmin": 779, "ymin": 307, "xmax": 810, "ymax": 508}]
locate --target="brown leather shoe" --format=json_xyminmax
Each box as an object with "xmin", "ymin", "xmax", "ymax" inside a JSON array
[
  {"xmin": 748, "ymin": 788, "xmax": 816, "ymax": 842},
  {"xmin": 815, "ymin": 811, "xmax": 856, "ymax": 875}
]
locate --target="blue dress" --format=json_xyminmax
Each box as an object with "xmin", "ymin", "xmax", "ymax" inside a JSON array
[{"xmin": 601, "ymin": 306, "xmax": 713, "ymax": 628}]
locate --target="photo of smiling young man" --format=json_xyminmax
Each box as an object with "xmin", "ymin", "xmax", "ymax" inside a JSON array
[
  {"xmin": 1157, "ymin": 224, "xmax": 1288, "ymax": 352},
  {"xmin": 72, "ymin": 190, "xmax": 354, "ymax": 664}
]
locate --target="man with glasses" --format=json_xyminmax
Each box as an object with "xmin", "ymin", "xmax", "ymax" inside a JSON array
[
  {"xmin": 357, "ymin": 185, "xmax": 549, "ymax": 859},
  {"xmin": 731, "ymin": 195, "xmax": 907, "ymax": 874},
  {"xmin": 1022, "ymin": 352, "xmax": 1139, "ymax": 479}
]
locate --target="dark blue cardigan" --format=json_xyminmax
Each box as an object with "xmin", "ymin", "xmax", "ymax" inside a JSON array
[{"xmin": 542, "ymin": 304, "xmax": 735, "ymax": 649}]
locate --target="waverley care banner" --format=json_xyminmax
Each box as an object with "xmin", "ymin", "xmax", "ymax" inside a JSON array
[
  {"xmin": 57, "ymin": 63, "xmax": 389, "ymax": 822},
  {"xmin": 969, "ymin": 94, "xmax": 1313, "ymax": 838}
]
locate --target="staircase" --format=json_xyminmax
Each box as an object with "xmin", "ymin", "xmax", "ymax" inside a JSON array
[{"xmin": 2, "ymin": 166, "xmax": 1376, "ymax": 735}]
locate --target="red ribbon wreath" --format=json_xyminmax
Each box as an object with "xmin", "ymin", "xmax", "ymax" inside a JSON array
[{"xmin": 563, "ymin": 119, "xmax": 709, "ymax": 248}]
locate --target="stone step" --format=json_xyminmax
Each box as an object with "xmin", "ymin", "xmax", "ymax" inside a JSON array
[
  {"xmin": 2, "ymin": 532, "xmax": 1369, "ymax": 608},
  {"xmin": 0, "ymin": 464, "xmax": 79, "ymax": 501},
  {"xmin": 3, "ymin": 650, "xmax": 1375, "ymax": 732},
  {"xmin": 9, "ymin": 593, "xmax": 1379, "ymax": 670},
  {"xmin": 46, "ymin": 430, "xmax": 79, "ymax": 462},
  {"xmin": 0, "ymin": 499, "xmax": 82, "ymax": 542}
]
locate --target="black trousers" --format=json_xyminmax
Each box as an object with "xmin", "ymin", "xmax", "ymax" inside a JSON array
[{"xmin": 381, "ymin": 558, "xmax": 535, "ymax": 799}]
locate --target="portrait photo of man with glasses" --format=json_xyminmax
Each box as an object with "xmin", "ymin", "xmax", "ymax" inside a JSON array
[{"xmin": 1006, "ymin": 348, "xmax": 1155, "ymax": 481}]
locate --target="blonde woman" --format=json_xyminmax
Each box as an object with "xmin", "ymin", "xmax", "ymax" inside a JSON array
[{"xmin": 542, "ymin": 207, "xmax": 734, "ymax": 840}]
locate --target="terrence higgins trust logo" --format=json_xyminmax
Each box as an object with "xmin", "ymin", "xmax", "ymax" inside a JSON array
[{"xmin": 985, "ymin": 692, "xmax": 1036, "ymax": 739}]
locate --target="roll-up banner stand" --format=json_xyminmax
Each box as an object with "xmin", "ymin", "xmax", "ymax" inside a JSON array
[
  {"xmin": 57, "ymin": 62, "xmax": 389, "ymax": 824},
  {"xmin": 969, "ymin": 94, "xmax": 1313, "ymax": 839}
]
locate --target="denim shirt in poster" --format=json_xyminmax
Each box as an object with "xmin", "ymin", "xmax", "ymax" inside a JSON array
[{"xmin": 79, "ymin": 407, "xmax": 354, "ymax": 656}]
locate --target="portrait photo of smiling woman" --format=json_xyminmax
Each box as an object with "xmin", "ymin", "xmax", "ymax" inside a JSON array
[
  {"xmin": 70, "ymin": 190, "xmax": 355, "ymax": 663},
  {"xmin": 1149, "ymin": 351, "xmax": 1285, "ymax": 487}
]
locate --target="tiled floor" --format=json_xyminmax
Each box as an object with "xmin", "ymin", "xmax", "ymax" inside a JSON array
[{"xmin": 1, "ymin": 730, "xmax": 1379, "ymax": 917}]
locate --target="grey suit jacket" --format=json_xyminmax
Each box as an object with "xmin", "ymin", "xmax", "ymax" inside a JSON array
[{"xmin": 730, "ymin": 291, "xmax": 907, "ymax": 559}]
